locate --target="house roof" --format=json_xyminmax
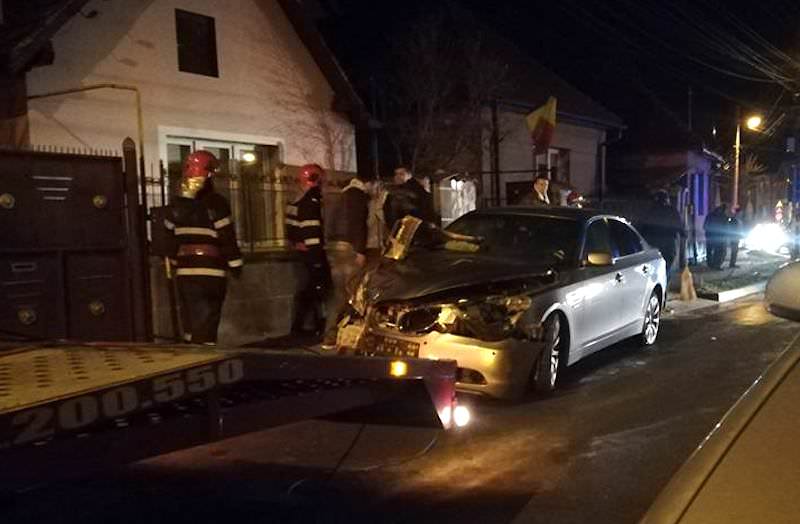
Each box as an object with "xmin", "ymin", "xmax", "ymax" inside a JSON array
[
  {"xmin": 491, "ymin": 35, "xmax": 624, "ymax": 129},
  {"xmin": 0, "ymin": 0, "xmax": 88, "ymax": 74},
  {"xmin": 1, "ymin": 0, "xmax": 370, "ymax": 125},
  {"xmin": 277, "ymin": 0, "xmax": 371, "ymax": 126}
]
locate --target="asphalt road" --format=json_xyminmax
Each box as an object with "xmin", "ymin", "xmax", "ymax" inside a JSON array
[{"xmin": 4, "ymin": 296, "xmax": 799, "ymax": 524}]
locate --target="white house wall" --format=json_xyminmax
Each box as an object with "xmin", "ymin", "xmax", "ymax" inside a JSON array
[
  {"xmin": 482, "ymin": 108, "xmax": 606, "ymax": 202},
  {"xmin": 26, "ymin": 0, "xmax": 356, "ymax": 174}
]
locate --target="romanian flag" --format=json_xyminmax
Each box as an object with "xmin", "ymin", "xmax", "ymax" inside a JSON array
[{"xmin": 526, "ymin": 96, "xmax": 557, "ymax": 154}]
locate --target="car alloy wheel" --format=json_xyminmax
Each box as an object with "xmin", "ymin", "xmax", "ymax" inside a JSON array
[
  {"xmin": 642, "ymin": 292, "xmax": 661, "ymax": 345},
  {"xmin": 534, "ymin": 314, "xmax": 562, "ymax": 393}
]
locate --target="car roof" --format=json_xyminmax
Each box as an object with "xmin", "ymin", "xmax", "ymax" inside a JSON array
[
  {"xmin": 640, "ymin": 344, "xmax": 800, "ymax": 523},
  {"xmin": 468, "ymin": 206, "xmax": 622, "ymax": 224}
]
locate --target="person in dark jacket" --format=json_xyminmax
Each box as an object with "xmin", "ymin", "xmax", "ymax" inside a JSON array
[
  {"xmin": 704, "ymin": 204, "xmax": 729, "ymax": 269},
  {"xmin": 286, "ymin": 164, "xmax": 330, "ymax": 337},
  {"xmin": 727, "ymin": 207, "xmax": 743, "ymax": 268},
  {"xmin": 164, "ymin": 150, "xmax": 243, "ymax": 345},
  {"xmin": 638, "ymin": 190, "xmax": 685, "ymax": 281},
  {"xmin": 518, "ymin": 175, "xmax": 551, "ymax": 207},
  {"xmin": 383, "ymin": 167, "xmax": 438, "ymax": 230},
  {"xmin": 323, "ymin": 174, "xmax": 371, "ymax": 348}
]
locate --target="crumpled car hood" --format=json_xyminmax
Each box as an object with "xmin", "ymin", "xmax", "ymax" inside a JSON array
[{"xmin": 363, "ymin": 250, "xmax": 556, "ymax": 304}]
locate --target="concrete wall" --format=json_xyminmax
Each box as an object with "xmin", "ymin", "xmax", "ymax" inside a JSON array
[
  {"xmin": 26, "ymin": 0, "xmax": 356, "ymax": 173},
  {"xmin": 482, "ymin": 108, "xmax": 606, "ymax": 203},
  {"xmin": 150, "ymin": 254, "xmax": 301, "ymax": 346}
]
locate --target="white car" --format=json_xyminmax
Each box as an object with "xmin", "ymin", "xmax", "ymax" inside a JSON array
[
  {"xmin": 765, "ymin": 261, "xmax": 800, "ymax": 320},
  {"xmin": 339, "ymin": 208, "xmax": 667, "ymax": 399},
  {"xmin": 640, "ymin": 342, "xmax": 800, "ymax": 523}
]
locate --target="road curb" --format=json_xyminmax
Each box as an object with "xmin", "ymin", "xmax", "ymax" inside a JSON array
[{"xmin": 696, "ymin": 281, "xmax": 767, "ymax": 303}]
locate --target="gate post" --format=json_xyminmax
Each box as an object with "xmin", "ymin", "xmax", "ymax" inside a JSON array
[{"xmin": 123, "ymin": 137, "xmax": 152, "ymax": 340}]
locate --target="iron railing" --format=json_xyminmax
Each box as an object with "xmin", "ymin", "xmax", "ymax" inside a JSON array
[{"xmin": 146, "ymin": 159, "xmax": 291, "ymax": 253}]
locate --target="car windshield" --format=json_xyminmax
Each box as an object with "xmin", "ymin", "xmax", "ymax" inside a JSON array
[{"xmin": 445, "ymin": 213, "xmax": 581, "ymax": 264}]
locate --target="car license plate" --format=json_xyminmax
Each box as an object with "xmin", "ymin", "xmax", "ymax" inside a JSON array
[
  {"xmin": 358, "ymin": 333, "xmax": 420, "ymax": 358},
  {"xmin": 337, "ymin": 323, "xmax": 365, "ymax": 349}
]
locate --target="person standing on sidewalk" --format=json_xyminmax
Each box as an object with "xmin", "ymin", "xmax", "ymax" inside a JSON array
[
  {"xmin": 704, "ymin": 204, "xmax": 729, "ymax": 269},
  {"xmin": 323, "ymin": 173, "xmax": 370, "ymax": 348},
  {"xmin": 727, "ymin": 206, "xmax": 744, "ymax": 268},
  {"xmin": 164, "ymin": 150, "xmax": 243, "ymax": 345},
  {"xmin": 286, "ymin": 164, "xmax": 330, "ymax": 338},
  {"xmin": 639, "ymin": 190, "xmax": 685, "ymax": 284}
]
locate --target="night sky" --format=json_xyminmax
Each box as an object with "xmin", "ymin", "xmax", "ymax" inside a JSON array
[{"xmin": 318, "ymin": 0, "xmax": 799, "ymax": 154}]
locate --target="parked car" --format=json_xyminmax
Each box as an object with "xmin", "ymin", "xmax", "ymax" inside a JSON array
[
  {"xmin": 640, "ymin": 343, "xmax": 800, "ymax": 523},
  {"xmin": 765, "ymin": 261, "xmax": 800, "ymax": 320},
  {"xmin": 338, "ymin": 208, "xmax": 667, "ymax": 399}
]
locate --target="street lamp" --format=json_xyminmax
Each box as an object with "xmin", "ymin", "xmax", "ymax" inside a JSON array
[
  {"xmin": 733, "ymin": 109, "xmax": 764, "ymax": 209},
  {"xmin": 746, "ymin": 115, "xmax": 762, "ymax": 131}
]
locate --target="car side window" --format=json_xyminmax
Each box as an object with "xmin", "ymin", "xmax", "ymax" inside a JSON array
[
  {"xmin": 584, "ymin": 219, "xmax": 613, "ymax": 258},
  {"xmin": 610, "ymin": 219, "xmax": 643, "ymax": 257}
]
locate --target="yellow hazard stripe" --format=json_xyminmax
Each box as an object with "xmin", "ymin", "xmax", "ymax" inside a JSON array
[
  {"xmin": 285, "ymin": 218, "xmax": 299, "ymax": 226},
  {"xmin": 214, "ymin": 216, "xmax": 232, "ymax": 229},
  {"xmin": 304, "ymin": 238, "xmax": 321, "ymax": 246},
  {"xmin": 298, "ymin": 219, "xmax": 321, "ymax": 227},
  {"xmin": 228, "ymin": 258, "xmax": 244, "ymax": 268},
  {"xmin": 175, "ymin": 227, "xmax": 218, "ymax": 238},
  {"xmin": 286, "ymin": 205, "xmax": 298, "ymax": 215},
  {"xmin": 176, "ymin": 268, "xmax": 226, "ymax": 277}
]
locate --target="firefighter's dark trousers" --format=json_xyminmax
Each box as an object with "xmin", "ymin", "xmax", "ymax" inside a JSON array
[
  {"xmin": 177, "ymin": 276, "xmax": 227, "ymax": 344},
  {"xmin": 293, "ymin": 254, "xmax": 330, "ymax": 335}
]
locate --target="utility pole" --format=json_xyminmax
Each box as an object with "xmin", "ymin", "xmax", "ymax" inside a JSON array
[{"xmin": 733, "ymin": 106, "xmax": 741, "ymax": 209}]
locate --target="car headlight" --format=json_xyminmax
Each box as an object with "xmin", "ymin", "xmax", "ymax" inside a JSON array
[
  {"xmin": 745, "ymin": 223, "xmax": 789, "ymax": 253},
  {"xmin": 380, "ymin": 293, "xmax": 534, "ymax": 341}
]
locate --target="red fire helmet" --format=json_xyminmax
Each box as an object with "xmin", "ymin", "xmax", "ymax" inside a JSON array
[
  {"xmin": 298, "ymin": 163, "xmax": 324, "ymax": 189},
  {"xmin": 183, "ymin": 150, "xmax": 220, "ymax": 180}
]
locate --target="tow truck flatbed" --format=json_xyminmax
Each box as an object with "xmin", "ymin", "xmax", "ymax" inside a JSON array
[{"xmin": 0, "ymin": 344, "xmax": 457, "ymax": 489}]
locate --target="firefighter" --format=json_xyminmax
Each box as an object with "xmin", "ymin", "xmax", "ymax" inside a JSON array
[
  {"xmin": 286, "ymin": 163, "xmax": 330, "ymax": 337},
  {"xmin": 164, "ymin": 150, "xmax": 243, "ymax": 345}
]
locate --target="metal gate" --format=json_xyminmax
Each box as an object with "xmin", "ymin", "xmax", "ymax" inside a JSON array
[{"xmin": 0, "ymin": 143, "xmax": 148, "ymax": 342}]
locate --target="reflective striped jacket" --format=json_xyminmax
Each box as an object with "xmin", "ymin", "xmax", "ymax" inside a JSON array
[
  {"xmin": 164, "ymin": 191, "xmax": 243, "ymax": 278},
  {"xmin": 286, "ymin": 186, "xmax": 324, "ymax": 257}
]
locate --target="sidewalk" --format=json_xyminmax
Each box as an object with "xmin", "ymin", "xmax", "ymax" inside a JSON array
[{"xmin": 667, "ymin": 249, "xmax": 789, "ymax": 314}]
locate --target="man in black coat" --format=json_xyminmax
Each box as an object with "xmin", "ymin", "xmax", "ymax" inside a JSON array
[
  {"xmin": 638, "ymin": 190, "xmax": 685, "ymax": 282},
  {"xmin": 518, "ymin": 175, "xmax": 552, "ymax": 207},
  {"xmin": 383, "ymin": 166, "xmax": 438, "ymax": 230},
  {"xmin": 726, "ymin": 207, "xmax": 743, "ymax": 268},
  {"xmin": 704, "ymin": 204, "xmax": 729, "ymax": 269},
  {"xmin": 323, "ymin": 173, "xmax": 371, "ymax": 348}
]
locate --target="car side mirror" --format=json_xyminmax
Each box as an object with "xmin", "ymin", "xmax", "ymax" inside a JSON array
[{"xmin": 586, "ymin": 252, "xmax": 613, "ymax": 266}]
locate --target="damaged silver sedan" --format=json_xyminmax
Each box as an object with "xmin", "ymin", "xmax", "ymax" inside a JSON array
[{"xmin": 338, "ymin": 208, "xmax": 667, "ymax": 399}]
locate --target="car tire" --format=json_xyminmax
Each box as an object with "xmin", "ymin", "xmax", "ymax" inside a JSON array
[
  {"xmin": 533, "ymin": 314, "xmax": 564, "ymax": 394},
  {"xmin": 640, "ymin": 291, "xmax": 661, "ymax": 346}
]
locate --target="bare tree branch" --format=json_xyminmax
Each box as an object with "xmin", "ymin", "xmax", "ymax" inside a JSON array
[{"xmin": 382, "ymin": 6, "xmax": 509, "ymax": 179}]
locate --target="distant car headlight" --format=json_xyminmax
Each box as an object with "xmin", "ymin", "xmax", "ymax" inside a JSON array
[{"xmin": 745, "ymin": 223, "xmax": 789, "ymax": 253}]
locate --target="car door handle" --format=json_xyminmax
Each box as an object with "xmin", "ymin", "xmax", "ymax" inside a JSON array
[
  {"xmin": 615, "ymin": 272, "xmax": 624, "ymax": 284},
  {"xmin": 642, "ymin": 265, "xmax": 649, "ymax": 274}
]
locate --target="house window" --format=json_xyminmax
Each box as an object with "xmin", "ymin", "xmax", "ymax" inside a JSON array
[
  {"xmin": 534, "ymin": 147, "xmax": 570, "ymax": 184},
  {"xmin": 175, "ymin": 9, "xmax": 219, "ymax": 77},
  {"xmin": 166, "ymin": 139, "xmax": 286, "ymax": 252}
]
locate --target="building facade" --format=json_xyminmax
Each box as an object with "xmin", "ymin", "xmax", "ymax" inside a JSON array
[{"xmin": 23, "ymin": 0, "xmax": 361, "ymax": 345}]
